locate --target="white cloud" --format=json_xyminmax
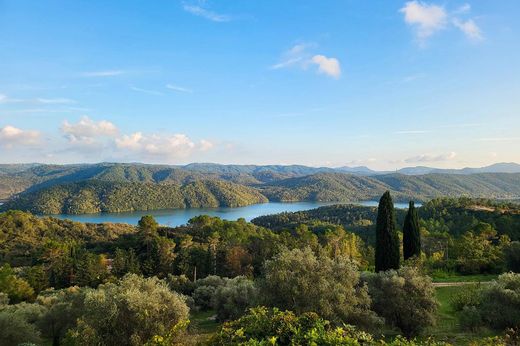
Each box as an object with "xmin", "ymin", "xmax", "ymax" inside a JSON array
[
  {"xmin": 454, "ymin": 3, "xmax": 471, "ymax": 14},
  {"xmin": 199, "ymin": 139, "xmax": 214, "ymax": 151},
  {"xmin": 115, "ymin": 132, "xmax": 212, "ymax": 159},
  {"xmin": 81, "ymin": 70, "xmax": 126, "ymax": 77},
  {"xmin": 182, "ymin": 2, "xmax": 230, "ymax": 22},
  {"xmin": 130, "ymin": 86, "xmax": 164, "ymax": 96},
  {"xmin": 61, "ymin": 116, "xmax": 118, "ymax": 144},
  {"xmin": 0, "ymin": 125, "xmax": 40, "ymax": 148},
  {"xmin": 166, "ymin": 84, "xmax": 193, "ymax": 93},
  {"xmin": 404, "ymin": 151, "xmax": 457, "ymax": 163},
  {"xmin": 400, "ymin": 1, "xmax": 447, "ymax": 40},
  {"xmin": 36, "ymin": 98, "xmax": 76, "ymax": 104},
  {"xmin": 453, "ymin": 18, "xmax": 483, "ymax": 41},
  {"xmin": 400, "ymin": 1, "xmax": 484, "ymax": 43},
  {"xmin": 311, "ymin": 55, "xmax": 341, "ymax": 78},
  {"xmin": 271, "ymin": 44, "xmax": 341, "ymax": 79}
]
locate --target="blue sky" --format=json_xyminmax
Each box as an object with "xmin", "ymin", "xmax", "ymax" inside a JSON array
[{"xmin": 0, "ymin": 0, "xmax": 519, "ymax": 169}]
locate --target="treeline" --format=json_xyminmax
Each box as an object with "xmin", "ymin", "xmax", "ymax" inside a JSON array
[
  {"xmin": 1, "ymin": 180, "xmax": 267, "ymax": 214},
  {"xmin": 3, "ymin": 163, "xmax": 520, "ymax": 215}
]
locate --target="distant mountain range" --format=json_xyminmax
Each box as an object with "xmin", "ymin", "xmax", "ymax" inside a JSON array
[
  {"xmin": 1, "ymin": 162, "xmax": 520, "ymax": 214},
  {"xmin": 336, "ymin": 162, "xmax": 520, "ymax": 176}
]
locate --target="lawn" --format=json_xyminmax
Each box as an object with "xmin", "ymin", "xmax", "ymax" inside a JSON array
[
  {"xmin": 426, "ymin": 286, "xmax": 497, "ymax": 345},
  {"xmin": 431, "ymin": 273, "xmax": 498, "ymax": 283}
]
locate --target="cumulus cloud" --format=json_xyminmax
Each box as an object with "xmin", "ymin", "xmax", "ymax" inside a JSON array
[
  {"xmin": 61, "ymin": 116, "xmax": 118, "ymax": 144},
  {"xmin": 182, "ymin": 2, "xmax": 230, "ymax": 22},
  {"xmin": 400, "ymin": 1, "xmax": 447, "ymax": 40},
  {"xmin": 404, "ymin": 151, "xmax": 457, "ymax": 163},
  {"xmin": 311, "ymin": 55, "xmax": 341, "ymax": 78},
  {"xmin": 453, "ymin": 18, "xmax": 483, "ymax": 41},
  {"xmin": 400, "ymin": 1, "xmax": 483, "ymax": 43},
  {"xmin": 0, "ymin": 125, "xmax": 40, "ymax": 148},
  {"xmin": 271, "ymin": 44, "xmax": 341, "ymax": 79},
  {"xmin": 115, "ymin": 132, "xmax": 212, "ymax": 159}
]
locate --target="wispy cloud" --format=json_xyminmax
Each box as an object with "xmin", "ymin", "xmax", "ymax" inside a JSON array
[
  {"xmin": 130, "ymin": 86, "xmax": 164, "ymax": 96},
  {"xmin": 479, "ymin": 137, "xmax": 520, "ymax": 142},
  {"xmin": 453, "ymin": 18, "xmax": 483, "ymax": 41},
  {"xmin": 166, "ymin": 84, "xmax": 193, "ymax": 93},
  {"xmin": 182, "ymin": 2, "xmax": 231, "ymax": 22},
  {"xmin": 271, "ymin": 43, "xmax": 342, "ymax": 79},
  {"xmin": 395, "ymin": 130, "xmax": 430, "ymax": 134},
  {"xmin": 36, "ymin": 98, "xmax": 76, "ymax": 104},
  {"xmin": 404, "ymin": 151, "xmax": 457, "ymax": 163},
  {"xmin": 81, "ymin": 70, "xmax": 126, "ymax": 77}
]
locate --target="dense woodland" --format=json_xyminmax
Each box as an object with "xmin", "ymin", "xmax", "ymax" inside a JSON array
[
  {"xmin": 1, "ymin": 163, "xmax": 520, "ymax": 214},
  {"xmin": 1, "ymin": 196, "xmax": 520, "ymax": 345}
]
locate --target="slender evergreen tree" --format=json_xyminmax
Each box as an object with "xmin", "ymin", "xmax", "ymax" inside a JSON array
[
  {"xmin": 403, "ymin": 201, "xmax": 421, "ymax": 260},
  {"xmin": 375, "ymin": 191, "xmax": 400, "ymax": 272}
]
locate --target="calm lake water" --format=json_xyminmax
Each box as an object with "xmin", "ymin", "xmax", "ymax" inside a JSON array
[{"xmin": 47, "ymin": 201, "xmax": 416, "ymax": 226}]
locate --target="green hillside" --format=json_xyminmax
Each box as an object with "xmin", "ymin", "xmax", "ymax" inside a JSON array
[{"xmin": 2, "ymin": 179, "xmax": 268, "ymax": 214}]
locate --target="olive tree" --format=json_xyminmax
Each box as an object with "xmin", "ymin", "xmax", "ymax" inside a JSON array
[
  {"xmin": 66, "ymin": 274, "xmax": 189, "ymax": 346},
  {"xmin": 363, "ymin": 266, "xmax": 438, "ymax": 337},
  {"xmin": 259, "ymin": 247, "xmax": 381, "ymax": 330}
]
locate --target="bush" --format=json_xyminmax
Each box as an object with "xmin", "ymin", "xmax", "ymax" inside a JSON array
[
  {"xmin": 0, "ymin": 310, "xmax": 41, "ymax": 346},
  {"xmin": 479, "ymin": 272, "xmax": 520, "ymax": 330},
  {"xmin": 449, "ymin": 284, "xmax": 482, "ymax": 311},
  {"xmin": 364, "ymin": 266, "xmax": 438, "ymax": 337},
  {"xmin": 207, "ymin": 306, "xmax": 375, "ymax": 346},
  {"xmin": 213, "ymin": 276, "xmax": 258, "ymax": 321},
  {"xmin": 65, "ymin": 274, "xmax": 190, "ymax": 346},
  {"xmin": 191, "ymin": 275, "xmax": 226, "ymax": 311},
  {"xmin": 459, "ymin": 305, "xmax": 483, "ymax": 332},
  {"xmin": 259, "ymin": 247, "xmax": 382, "ymax": 331},
  {"xmin": 505, "ymin": 241, "xmax": 520, "ymax": 272}
]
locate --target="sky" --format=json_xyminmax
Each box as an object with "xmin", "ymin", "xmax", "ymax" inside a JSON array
[{"xmin": 0, "ymin": 0, "xmax": 519, "ymax": 170}]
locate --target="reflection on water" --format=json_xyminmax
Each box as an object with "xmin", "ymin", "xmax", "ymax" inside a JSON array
[{"xmin": 46, "ymin": 201, "xmax": 418, "ymax": 226}]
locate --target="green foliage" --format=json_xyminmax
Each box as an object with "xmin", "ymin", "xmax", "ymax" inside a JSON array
[
  {"xmin": 0, "ymin": 310, "xmax": 41, "ymax": 346},
  {"xmin": 207, "ymin": 306, "xmax": 375, "ymax": 346},
  {"xmin": 259, "ymin": 247, "xmax": 382, "ymax": 330},
  {"xmin": 375, "ymin": 191, "xmax": 400, "ymax": 272},
  {"xmin": 3, "ymin": 179, "xmax": 268, "ymax": 214},
  {"xmin": 65, "ymin": 274, "xmax": 190, "ymax": 346},
  {"xmin": 505, "ymin": 241, "xmax": 520, "ymax": 272},
  {"xmin": 364, "ymin": 267, "xmax": 438, "ymax": 337},
  {"xmin": 213, "ymin": 276, "xmax": 259, "ymax": 322},
  {"xmin": 0, "ymin": 264, "xmax": 34, "ymax": 303},
  {"xmin": 449, "ymin": 284, "xmax": 483, "ymax": 312},
  {"xmin": 403, "ymin": 201, "xmax": 421, "ymax": 260},
  {"xmin": 479, "ymin": 272, "xmax": 520, "ymax": 330}
]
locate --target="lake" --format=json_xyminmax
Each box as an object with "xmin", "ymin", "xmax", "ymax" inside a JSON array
[{"xmin": 47, "ymin": 201, "xmax": 417, "ymax": 226}]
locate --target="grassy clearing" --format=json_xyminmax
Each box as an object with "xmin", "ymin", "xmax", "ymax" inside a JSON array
[
  {"xmin": 188, "ymin": 310, "xmax": 220, "ymax": 344},
  {"xmin": 426, "ymin": 286, "xmax": 496, "ymax": 345},
  {"xmin": 431, "ymin": 273, "xmax": 498, "ymax": 283}
]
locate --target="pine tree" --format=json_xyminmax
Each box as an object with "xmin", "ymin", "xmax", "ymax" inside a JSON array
[
  {"xmin": 375, "ymin": 191, "xmax": 400, "ymax": 272},
  {"xmin": 403, "ymin": 201, "xmax": 421, "ymax": 260}
]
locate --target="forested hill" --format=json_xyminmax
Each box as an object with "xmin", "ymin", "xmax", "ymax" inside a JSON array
[{"xmin": 1, "ymin": 163, "xmax": 520, "ymax": 214}]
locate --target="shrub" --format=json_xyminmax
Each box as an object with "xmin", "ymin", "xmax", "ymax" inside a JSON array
[
  {"xmin": 459, "ymin": 306, "xmax": 483, "ymax": 332},
  {"xmin": 207, "ymin": 306, "xmax": 374, "ymax": 346},
  {"xmin": 192, "ymin": 275, "xmax": 226, "ymax": 311},
  {"xmin": 0, "ymin": 311, "xmax": 41, "ymax": 346},
  {"xmin": 479, "ymin": 272, "xmax": 520, "ymax": 330},
  {"xmin": 449, "ymin": 284, "xmax": 482, "ymax": 311},
  {"xmin": 259, "ymin": 247, "xmax": 382, "ymax": 331},
  {"xmin": 505, "ymin": 241, "xmax": 520, "ymax": 272},
  {"xmin": 213, "ymin": 276, "xmax": 258, "ymax": 321},
  {"xmin": 364, "ymin": 266, "xmax": 438, "ymax": 337},
  {"xmin": 65, "ymin": 274, "xmax": 189, "ymax": 346}
]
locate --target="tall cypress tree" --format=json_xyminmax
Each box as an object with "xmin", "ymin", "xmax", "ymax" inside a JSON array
[
  {"xmin": 375, "ymin": 191, "xmax": 400, "ymax": 272},
  {"xmin": 403, "ymin": 201, "xmax": 421, "ymax": 260}
]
